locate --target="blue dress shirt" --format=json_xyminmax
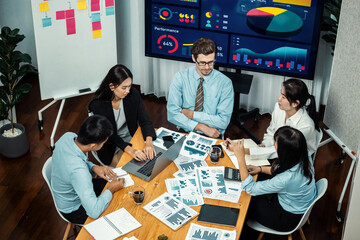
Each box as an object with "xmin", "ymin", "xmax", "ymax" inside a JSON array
[
  {"xmin": 242, "ymin": 162, "xmax": 317, "ymax": 214},
  {"xmin": 51, "ymin": 132, "xmax": 112, "ymax": 219},
  {"xmin": 167, "ymin": 66, "xmax": 234, "ymax": 135}
]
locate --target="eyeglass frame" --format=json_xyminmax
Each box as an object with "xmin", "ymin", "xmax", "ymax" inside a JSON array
[{"xmin": 195, "ymin": 58, "xmax": 216, "ymax": 67}]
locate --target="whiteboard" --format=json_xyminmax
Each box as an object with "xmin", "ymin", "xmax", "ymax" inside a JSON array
[{"xmin": 31, "ymin": 0, "xmax": 117, "ymax": 100}]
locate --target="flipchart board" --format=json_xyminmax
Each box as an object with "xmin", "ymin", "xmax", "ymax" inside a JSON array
[{"xmin": 31, "ymin": 0, "xmax": 117, "ymax": 100}]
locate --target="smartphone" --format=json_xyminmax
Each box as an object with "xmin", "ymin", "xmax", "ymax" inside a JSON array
[
  {"xmin": 212, "ymin": 144, "xmax": 224, "ymax": 158},
  {"xmin": 162, "ymin": 135, "xmax": 174, "ymax": 148}
]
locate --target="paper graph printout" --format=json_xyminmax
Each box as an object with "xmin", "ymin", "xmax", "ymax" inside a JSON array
[
  {"xmin": 165, "ymin": 178, "xmax": 204, "ymax": 206},
  {"xmin": 220, "ymin": 139, "xmax": 270, "ymax": 168},
  {"xmin": 180, "ymin": 132, "xmax": 217, "ymax": 160},
  {"xmin": 195, "ymin": 167, "xmax": 242, "ymax": 203},
  {"xmin": 153, "ymin": 127, "xmax": 185, "ymax": 150},
  {"xmin": 185, "ymin": 223, "xmax": 237, "ymax": 240},
  {"xmin": 143, "ymin": 192, "xmax": 198, "ymax": 230},
  {"xmin": 174, "ymin": 155, "xmax": 208, "ymax": 176},
  {"xmin": 173, "ymin": 170, "xmax": 196, "ymax": 178}
]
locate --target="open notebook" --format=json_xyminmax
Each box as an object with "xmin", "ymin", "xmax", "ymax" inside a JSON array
[{"xmin": 84, "ymin": 208, "xmax": 141, "ymax": 240}]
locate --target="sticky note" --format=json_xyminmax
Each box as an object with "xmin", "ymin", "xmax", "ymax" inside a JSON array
[
  {"xmin": 66, "ymin": 18, "xmax": 76, "ymax": 35},
  {"xmin": 42, "ymin": 17, "xmax": 52, "ymax": 27},
  {"xmin": 91, "ymin": 0, "xmax": 100, "ymax": 11},
  {"xmin": 105, "ymin": 0, "xmax": 115, "ymax": 7},
  {"xmin": 92, "ymin": 21, "xmax": 101, "ymax": 31},
  {"xmin": 91, "ymin": 12, "xmax": 101, "ymax": 22},
  {"xmin": 56, "ymin": 11, "xmax": 66, "ymax": 20},
  {"xmin": 66, "ymin": 9, "xmax": 75, "ymax": 19},
  {"xmin": 93, "ymin": 30, "xmax": 101, "ymax": 39},
  {"xmin": 106, "ymin": 6, "xmax": 115, "ymax": 16},
  {"xmin": 77, "ymin": 0, "xmax": 87, "ymax": 10},
  {"xmin": 39, "ymin": 2, "xmax": 49, "ymax": 12}
]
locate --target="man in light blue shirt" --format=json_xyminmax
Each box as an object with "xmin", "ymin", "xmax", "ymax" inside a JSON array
[
  {"xmin": 167, "ymin": 38, "xmax": 234, "ymax": 138},
  {"xmin": 51, "ymin": 115, "xmax": 124, "ymax": 224}
]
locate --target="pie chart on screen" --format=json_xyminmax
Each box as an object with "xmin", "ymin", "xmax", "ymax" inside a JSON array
[{"xmin": 246, "ymin": 7, "xmax": 303, "ymax": 38}]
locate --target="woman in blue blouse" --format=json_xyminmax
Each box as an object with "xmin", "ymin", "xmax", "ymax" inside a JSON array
[{"xmin": 225, "ymin": 126, "xmax": 317, "ymax": 236}]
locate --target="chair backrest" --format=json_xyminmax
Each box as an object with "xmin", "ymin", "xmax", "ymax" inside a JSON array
[
  {"xmin": 42, "ymin": 157, "xmax": 71, "ymax": 224},
  {"xmin": 312, "ymin": 129, "xmax": 323, "ymax": 163},
  {"xmin": 293, "ymin": 178, "xmax": 328, "ymax": 231}
]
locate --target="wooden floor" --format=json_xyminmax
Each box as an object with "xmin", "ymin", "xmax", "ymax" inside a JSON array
[{"xmin": 0, "ymin": 74, "xmax": 352, "ymax": 240}]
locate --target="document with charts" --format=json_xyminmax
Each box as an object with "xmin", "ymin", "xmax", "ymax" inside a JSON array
[
  {"xmin": 195, "ymin": 167, "xmax": 242, "ymax": 203},
  {"xmin": 220, "ymin": 139, "xmax": 270, "ymax": 168},
  {"xmin": 180, "ymin": 132, "xmax": 217, "ymax": 160},
  {"xmin": 173, "ymin": 154, "xmax": 208, "ymax": 177},
  {"xmin": 143, "ymin": 192, "xmax": 198, "ymax": 230},
  {"xmin": 165, "ymin": 177, "xmax": 204, "ymax": 206},
  {"xmin": 84, "ymin": 208, "xmax": 141, "ymax": 240},
  {"xmin": 153, "ymin": 127, "xmax": 185, "ymax": 150},
  {"xmin": 185, "ymin": 223, "xmax": 237, "ymax": 240}
]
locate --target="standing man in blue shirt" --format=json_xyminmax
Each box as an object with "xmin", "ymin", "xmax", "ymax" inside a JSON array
[
  {"xmin": 51, "ymin": 115, "xmax": 125, "ymax": 224},
  {"xmin": 167, "ymin": 38, "xmax": 234, "ymax": 138}
]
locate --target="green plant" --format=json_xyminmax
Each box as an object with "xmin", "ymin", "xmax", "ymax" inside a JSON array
[
  {"xmin": 0, "ymin": 26, "xmax": 36, "ymax": 133},
  {"xmin": 321, "ymin": 0, "xmax": 342, "ymax": 55},
  {"xmin": 158, "ymin": 234, "xmax": 168, "ymax": 240}
]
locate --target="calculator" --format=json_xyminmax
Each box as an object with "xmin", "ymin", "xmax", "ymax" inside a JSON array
[{"xmin": 224, "ymin": 167, "xmax": 241, "ymax": 181}]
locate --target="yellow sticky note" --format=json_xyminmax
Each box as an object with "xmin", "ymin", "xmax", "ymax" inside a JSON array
[
  {"xmin": 39, "ymin": 2, "xmax": 49, "ymax": 12},
  {"xmin": 77, "ymin": 0, "xmax": 87, "ymax": 10},
  {"xmin": 93, "ymin": 30, "xmax": 101, "ymax": 39}
]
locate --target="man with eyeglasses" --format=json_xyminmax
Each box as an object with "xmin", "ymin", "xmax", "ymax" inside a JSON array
[{"xmin": 167, "ymin": 38, "xmax": 234, "ymax": 138}]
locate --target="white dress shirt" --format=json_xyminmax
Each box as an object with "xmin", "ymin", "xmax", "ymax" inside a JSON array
[{"xmin": 261, "ymin": 102, "xmax": 316, "ymax": 156}]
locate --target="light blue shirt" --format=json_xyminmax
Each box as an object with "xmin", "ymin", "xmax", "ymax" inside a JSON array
[
  {"xmin": 242, "ymin": 161, "xmax": 317, "ymax": 214},
  {"xmin": 51, "ymin": 132, "xmax": 112, "ymax": 219},
  {"xmin": 167, "ymin": 66, "xmax": 234, "ymax": 135}
]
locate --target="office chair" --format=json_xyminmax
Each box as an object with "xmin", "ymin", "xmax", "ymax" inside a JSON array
[
  {"xmin": 312, "ymin": 129, "xmax": 323, "ymax": 164},
  {"xmin": 247, "ymin": 178, "xmax": 328, "ymax": 240},
  {"xmin": 221, "ymin": 71, "xmax": 261, "ymax": 144},
  {"xmin": 42, "ymin": 157, "xmax": 82, "ymax": 240}
]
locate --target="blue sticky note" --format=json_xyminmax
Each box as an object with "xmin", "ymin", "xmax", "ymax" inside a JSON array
[
  {"xmin": 106, "ymin": 6, "xmax": 114, "ymax": 16},
  {"xmin": 42, "ymin": 17, "xmax": 52, "ymax": 27},
  {"xmin": 91, "ymin": 12, "xmax": 101, "ymax": 22}
]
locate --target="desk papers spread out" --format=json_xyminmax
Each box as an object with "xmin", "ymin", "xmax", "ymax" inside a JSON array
[
  {"xmin": 220, "ymin": 139, "xmax": 270, "ymax": 168},
  {"xmin": 165, "ymin": 177, "xmax": 204, "ymax": 206},
  {"xmin": 195, "ymin": 167, "xmax": 242, "ymax": 203},
  {"xmin": 143, "ymin": 192, "xmax": 198, "ymax": 230},
  {"xmin": 185, "ymin": 223, "xmax": 237, "ymax": 240},
  {"xmin": 180, "ymin": 132, "xmax": 217, "ymax": 160},
  {"xmin": 153, "ymin": 127, "xmax": 185, "ymax": 150},
  {"xmin": 84, "ymin": 208, "xmax": 141, "ymax": 240},
  {"xmin": 173, "ymin": 154, "xmax": 208, "ymax": 177},
  {"xmin": 112, "ymin": 167, "xmax": 135, "ymax": 188}
]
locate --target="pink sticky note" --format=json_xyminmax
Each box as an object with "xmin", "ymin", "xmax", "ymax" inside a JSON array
[
  {"xmin": 66, "ymin": 18, "xmax": 76, "ymax": 35},
  {"xmin": 92, "ymin": 21, "xmax": 102, "ymax": 31},
  {"xmin": 66, "ymin": 9, "xmax": 75, "ymax": 19},
  {"xmin": 56, "ymin": 11, "xmax": 65, "ymax": 20},
  {"xmin": 91, "ymin": 0, "xmax": 100, "ymax": 11},
  {"xmin": 105, "ymin": 0, "xmax": 114, "ymax": 7}
]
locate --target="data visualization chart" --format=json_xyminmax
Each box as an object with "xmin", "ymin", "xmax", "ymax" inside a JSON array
[
  {"xmin": 246, "ymin": 7, "xmax": 303, "ymax": 38},
  {"xmin": 273, "ymin": 0, "xmax": 312, "ymax": 7},
  {"xmin": 185, "ymin": 223, "xmax": 236, "ymax": 240}
]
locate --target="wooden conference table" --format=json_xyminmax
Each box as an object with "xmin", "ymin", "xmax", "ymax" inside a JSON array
[{"xmin": 76, "ymin": 128, "xmax": 256, "ymax": 240}]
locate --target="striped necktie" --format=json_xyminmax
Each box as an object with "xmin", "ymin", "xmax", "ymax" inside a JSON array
[{"xmin": 194, "ymin": 77, "xmax": 204, "ymax": 112}]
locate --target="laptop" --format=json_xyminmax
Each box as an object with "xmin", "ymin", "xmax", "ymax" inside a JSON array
[{"xmin": 122, "ymin": 135, "xmax": 186, "ymax": 181}]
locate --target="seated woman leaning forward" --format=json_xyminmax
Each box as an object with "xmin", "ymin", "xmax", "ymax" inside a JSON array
[
  {"xmin": 89, "ymin": 64, "xmax": 157, "ymax": 167},
  {"xmin": 225, "ymin": 126, "xmax": 317, "ymax": 233}
]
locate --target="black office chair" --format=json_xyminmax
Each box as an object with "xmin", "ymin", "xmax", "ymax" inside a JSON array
[{"xmin": 221, "ymin": 71, "xmax": 261, "ymax": 144}]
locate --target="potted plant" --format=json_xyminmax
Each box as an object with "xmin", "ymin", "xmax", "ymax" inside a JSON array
[{"xmin": 0, "ymin": 26, "xmax": 36, "ymax": 158}]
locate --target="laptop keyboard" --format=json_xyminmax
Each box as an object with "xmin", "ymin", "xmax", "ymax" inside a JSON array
[{"xmin": 137, "ymin": 152, "xmax": 163, "ymax": 177}]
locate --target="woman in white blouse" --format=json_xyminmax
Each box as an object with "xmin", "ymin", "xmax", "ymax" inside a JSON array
[{"xmin": 247, "ymin": 78, "xmax": 318, "ymax": 174}]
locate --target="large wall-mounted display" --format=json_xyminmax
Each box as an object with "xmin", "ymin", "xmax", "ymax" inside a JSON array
[{"xmin": 145, "ymin": 0, "xmax": 324, "ymax": 79}]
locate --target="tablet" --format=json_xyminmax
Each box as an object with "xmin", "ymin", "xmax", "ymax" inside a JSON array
[{"xmin": 197, "ymin": 204, "xmax": 239, "ymax": 227}]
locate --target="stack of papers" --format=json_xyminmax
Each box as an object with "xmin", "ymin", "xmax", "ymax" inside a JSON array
[
  {"xmin": 143, "ymin": 192, "xmax": 198, "ymax": 230},
  {"xmin": 220, "ymin": 139, "xmax": 270, "ymax": 168},
  {"xmin": 84, "ymin": 208, "xmax": 141, "ymax": 240}
]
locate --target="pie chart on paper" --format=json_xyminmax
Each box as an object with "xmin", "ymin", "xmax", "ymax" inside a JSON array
[{"xmin": 246, "ymin": 7, "xmax": 303, "ymax": 38}]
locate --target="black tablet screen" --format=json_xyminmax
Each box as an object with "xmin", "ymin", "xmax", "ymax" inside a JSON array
[{"xmin": 197, "ymin": 204, "xmax": 239, "ymax": 227}]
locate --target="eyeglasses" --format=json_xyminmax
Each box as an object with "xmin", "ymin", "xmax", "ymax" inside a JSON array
[{"xmin": 195, "ymin": 59, "xmax": 216, "ymax": 67}]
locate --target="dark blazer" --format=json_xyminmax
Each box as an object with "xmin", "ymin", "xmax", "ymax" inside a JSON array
[{"xmin": 89, "ymin": 88, "xmax": 156, "ymax": 165}]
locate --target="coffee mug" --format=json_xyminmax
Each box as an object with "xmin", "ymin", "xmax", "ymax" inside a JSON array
[{"xmin": 129, "ymin": 186, "xmax": 145, "ymax": 205}]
